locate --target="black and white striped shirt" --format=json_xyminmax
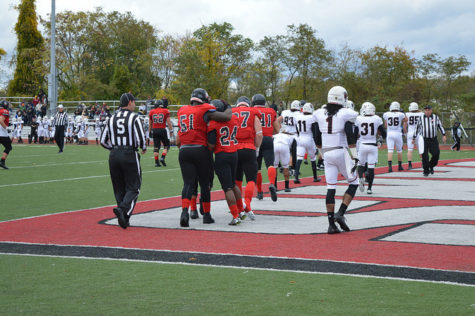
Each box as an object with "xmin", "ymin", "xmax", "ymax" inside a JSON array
[
  {"xmin": 100, "ymin": 109, "xmax": 146, "ymax": 150},
  {"xmin": 415, "ymin": 114, "xmax": 445, "ymax": 139},
  {"xmin": 52, "ymin": 111, "xmax": 68, "ymax": 126}
]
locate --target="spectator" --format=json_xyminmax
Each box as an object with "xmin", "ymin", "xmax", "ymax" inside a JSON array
[
  {"xmin": 32, "ymin": 95, "xmax": 39, "ymax": 108},
  {"xmin": 40, "ymin": 103, "xmax": 47, "ymax": 118},
  {"xmin": 162, "ymin": 96, "xmax": 169, "ymax": 108}
]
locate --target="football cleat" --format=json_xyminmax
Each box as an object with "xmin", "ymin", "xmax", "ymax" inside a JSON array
[
  {"xmin": 155, "ymin": 161, "xmax": 161, "ymax": 167},
  {"xmin": 304, "ymin": 160, "xmax": 308, "ymax": 165},
  {"xmin": 180, "ymin": 210, "xmax": 189, "ymax": 227},
  {"xmin": 0, "ymin": 160, "xmax": 8, "ymax": 170},
  {"xmin": 327, "ymin": 223, "xmax": 341, "ymax": 234},
  {"xmin": 246, "ymin": 210, "xmax": 256, "ymax": 221},
  {"xmin": 257, "ymin": 192, "xmax": 263, "ymax": 200},
  {"xmin": 228, "ymin": 217, "xmax": 241, "ymax": 226},
  {"xmin": 367, "ymin": 189, "xmax": 372, "ymax": 194},
  {"xmin": 160, "ymin": 157, "xmax": 166, "ymax": 166},
  {"xmin": 430, "ymin": 167, "xmax": 434, "ymax": 175},
  {"xmin": 203, "ymin": 212, "xmax": 215, "ymax": 224},
  {"xmin": 334, "ymin": 212, "xmax": 350, "ymax": 232},
  {"xmin": 294, "ymin": 179, "xmax": 301, "ymax": 184},
  {"xmin": 190, "ymin": 210, "xmax": 199, "ymax": 219},
  {"xmin": 113, "ymin": 208, "xmax": 128, "ymax": 229},
  {"xmin": 423, "ymin": 172, "xmax": 429, "ymax": 177},
  {"xmin": 398, "ymin": 165, "xmax": 404, "ymax": 171},
  {"xmin": 285, "ymin": 188, "xmax": 291, "ymax": 192},
  {"xmin": 239, "ymin": 211, "xmax": 247, "ymax": 220},
  {"xmin": 408, "ymin": 163, "xmax": 413, "ymax": 170},
  {"xmin": 388, "ymin": 167, "xmax": 393, "ymax": 173},
  {"xmin": 313, "ymin": 177, "xmax": 321, "ymax": 182},
  {"xmin": 359, "ymin": 178, "xmax": 365, "ymax": 192},
  {"xmin": 269, "ymin": 184, "xmax": 277, "ymax": 202}
]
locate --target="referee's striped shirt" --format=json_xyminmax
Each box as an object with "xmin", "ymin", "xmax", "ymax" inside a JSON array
[
  {"xmin": 52, "ymin": 111, "xmax": 68, "ymax": 126},
  {"xmin": 415, "ymin": 113, "xmax": 446, "ymax": 139},
  {"xmin": 100, "ymin": 109, "xmax": 146, "ymax": 150}
]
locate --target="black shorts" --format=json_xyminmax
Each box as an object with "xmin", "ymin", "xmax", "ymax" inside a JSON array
[
  {"xmin": 179, "ymin": 146, "xmax": 213, "ymax": 201},
  {"xmin": 214, "ymin": 151, "xmax": 238, "ymax": 191},
  {"xmin": 0, "ymin": 136, "xmax": 12, "ymax": 154},
  {"xmin": 236, "ymin": 148, "xmax": 258, "ymax": 182},
  {"xmin": 257, "ymin": 136, "xmax": 274, "ymax": 170},
  {"xmin": 152, "ymin": 128, "xmax": 170, "ymax": 150}
]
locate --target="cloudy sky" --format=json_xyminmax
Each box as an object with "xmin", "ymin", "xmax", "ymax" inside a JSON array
[{"xmin": 1, "ymin": 0, "xmax": 474, "ymax": 86}]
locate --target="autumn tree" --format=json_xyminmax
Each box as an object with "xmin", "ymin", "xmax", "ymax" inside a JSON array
[{"xmin": 8, "ymin": 0, "xmax": 46, "ymax": 96}]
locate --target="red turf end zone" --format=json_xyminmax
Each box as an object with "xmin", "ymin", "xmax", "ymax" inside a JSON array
[{"xmin": 0, "ymin": 158, "xmax": 474, "ymax": 273}]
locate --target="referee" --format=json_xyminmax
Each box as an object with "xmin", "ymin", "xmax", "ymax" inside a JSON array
[
  {"xmin": 414, "ymin": 105, "xmax": 446, "ymax": 176},
  {"xmin": 100, "ymin": 93, "xmax": 147, "ymax": 229},
  {"xmin": 51, "ymin": 104, "xmax": 68, "ymax": 153}
]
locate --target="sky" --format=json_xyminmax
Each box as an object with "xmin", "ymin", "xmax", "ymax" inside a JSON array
[{"xmin": 1, "ymin": 0, "xmax": 475, "ymax": 88}]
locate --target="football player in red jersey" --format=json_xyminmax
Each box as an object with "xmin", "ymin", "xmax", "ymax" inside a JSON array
[
  {"xmin": 207, "ymin": 99, "xmax": 243, "ymax": 225},
  {"xmin": 252, "ymin": 94, "xmax": 280, "ymax": 202},
  {"xmin": 176, "ymin": 88, "xmax": 231, "ymax": 227},
  {"xmin": 0, "ymin": 100, "xmax": 12, "ymax": 169},
  {"xmin": 232, "ymin": 96, "xmax": 263, "ymax": 220},
  {"xmin": 148, "ymin": 99, "xmax": 173, "ymax": 167}
]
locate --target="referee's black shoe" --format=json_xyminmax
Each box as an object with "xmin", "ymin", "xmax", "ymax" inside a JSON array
[
  {"xmin": 113, "ymin": 207, "xmax": 128, "ymax": 229},
  {"xmin": 180, "ymin": 209, "xmax": 189, "ymax": 227}
]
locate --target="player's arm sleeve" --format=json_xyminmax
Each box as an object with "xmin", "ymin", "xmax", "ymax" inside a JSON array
[
  {"xmin": 378, "ymin": 125, "xmax": 387, "ymax": 139},
  {"xmin": 345, "ymin": 121, "xmax": 357, "ymax": 145},
  {"xmin": 312, "ymin": 122, "xmax": 322, "ymax": 147},
  {"xmin": 207, "ymin": 107, "xmax": 231, "ymax": 122}
]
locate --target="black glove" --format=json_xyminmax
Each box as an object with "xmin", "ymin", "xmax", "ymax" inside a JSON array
[{"xmin": 351, "ymin": 158, "xmax": 359, "ymax": 174}]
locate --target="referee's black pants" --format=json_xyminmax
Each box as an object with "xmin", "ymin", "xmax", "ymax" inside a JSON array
[
  {"xmin": 422, "ymin": 137, "xmax": 440, "ymax": 174},
  {"xmin": 109, "ymin": 148, "xmax": 142, "ymax": 217},
  {"xmin": 54, "ymin": 125, "xmax": 65, "ymax": 151}
]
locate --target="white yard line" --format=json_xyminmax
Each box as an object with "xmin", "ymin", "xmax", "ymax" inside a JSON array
[
  {"xmin": 9, "ymin": 160, "xmax": 106, "ymax": 169},
  {"xmin": 0, "ymin": 168, "xmax": 180, "ymax": 188}
]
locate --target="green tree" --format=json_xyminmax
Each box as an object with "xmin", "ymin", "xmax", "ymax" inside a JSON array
[
  {"xmin": 416, "ymin": 53, "xmax": 440, "ymax": 103},
  {"xmin": 257, "ymin": 35, "xmax": 286, "ymax": 104},
  {"xmin": 438, "ymin": 55, "xmax": 471, "ymax": 110},
  {"xmin": 8, "ymin": 0, "xmax": 46, "ymax": 96},
  {"xmin": 0, "ymin": 48, "xmax": 6, "ymax": 61}
]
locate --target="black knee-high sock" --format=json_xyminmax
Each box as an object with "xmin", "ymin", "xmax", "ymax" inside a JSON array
[
  {"xmin": 295, "ymin": 159, "xmax": 303, "ymax": 179},
  {"xmin": 358, "ymin": 165, "xmax": 364, "ymax": 179},
  {"xmin": 367, "ymin": 168, "xmax": 375, "ymax": 190},
  {"xmin": 311, "ymin": 161, "xmax": 317, "ymax": 178}
]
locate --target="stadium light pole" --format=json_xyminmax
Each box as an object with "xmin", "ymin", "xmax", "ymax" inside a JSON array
[{"xmin": 48, "ymin": 0, "xmax": 57, "ymax": 114}]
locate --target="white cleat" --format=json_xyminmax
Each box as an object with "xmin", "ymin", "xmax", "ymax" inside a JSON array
[
  {"xmin": 367, "ymin": 189, "xmax": 372, "ymax": 194},
  {"xmin": 246, "ymin": 210, "xmax": 256, "ymax": 221},
  {"xmin": 359, "ymin": 177, "xmax": 365, "ymax": 192}
]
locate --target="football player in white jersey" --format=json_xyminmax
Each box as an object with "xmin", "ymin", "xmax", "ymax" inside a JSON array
[
  {"xmin": 355, "ymin": 102, "xmax": 386, "ymax": 194},
  {"xmin": 80, "ymin": 116, "xmax": 89, "ymax": 144},
  {"xmin": 273, "ymin": 131, "xmax": 294, "ymax": 192},
  {"xmin": 405, "ymin": 102, "xmax": 424, "ymax": 169},
  {"xmin": 41, "ymin": 116, "xmax": 50, "ymax": 144},
  {"xmin": 294, "ymin": 103, "xmax": 321, "ymax": 183},
  {"xmin": 94, "ymin": 118, "xmax": 102, "ymax": 145},
  {"xmin": 14, "ymin": 117, "xmax": 24, "ymax": 143},
  {"xmin": 383, "ymin": 101, "xmax": 407, "ymax": 172},
  {"xmin": 66, "ymin": 116, "xmax": 74, "ymax": 143},
  {"xmin": 49, "ymin": 116, "xmax": 56, "ymax": 143},
  {"xmin": 313, "ymin": 86, "xmax": 359, "ymax": 234},
  {"xmin": 277, "ymin": 100, "xmax": 300, "ymax": 173}
]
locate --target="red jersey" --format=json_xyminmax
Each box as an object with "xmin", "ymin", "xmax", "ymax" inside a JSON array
[
  {"xmin": 0, "ymin": 108, "xmax": 10, "ymax": 125},
  {"xmin": 208, "ymin": 116, "xmax": 239, "ymax": 154},
  {"xmin": 148, "ymin": 108, "xmax": 170, "ymax": 129},
  {"xmin": 177, "ymin": 103, "xmax": 216, "ymax": 146},
  {"xmin": 254, "ymin": 106, "xmax": 277, "ymax": 137},
  {"xmin": 232, "ymin": 106, "xmax": 261, "ymax": 150}
]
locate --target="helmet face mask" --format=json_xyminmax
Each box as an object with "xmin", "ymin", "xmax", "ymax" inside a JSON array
[
  {"xmin": 389, "ymin": 101, "xmax": 400, "ymax": 111},
  {"xmin": 327, "ymin": 86, "xmax": 348, "ymax": 107}
]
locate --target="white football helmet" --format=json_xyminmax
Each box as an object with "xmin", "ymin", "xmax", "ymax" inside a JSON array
[
  {"xmin": 409, "ymin": 102, "xmax": 418, "ymax": 112},
  {"xmin": 302, "ymin": 103, "xmax": 313, "ymax": 114},
  {"xmin": 389, "ymin": 101, "xmax": 400, "ymax": 111},
  {"xmin": 75, "ymin": 116, "xmax": 82, "ymax": 123},
  {"xmin": 290, "ymin": 100, "xmax": 300, "ymax": 111},
  {"xmin": 361, "ymin": 102, "xmax": 376, "ymax": 116},
  {"xmin": 346, "ymin": 100, "xmax": 355, "ymax": 110},
  {"xmin": 327, "ymin": 86, "xmax": 348, "ymax": 106}
]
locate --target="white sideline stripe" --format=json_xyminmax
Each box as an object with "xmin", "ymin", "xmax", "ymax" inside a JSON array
[
  {"xmin": 1, "ymin": 252, "xmax": 473, "ymax": 287},
  {"xmin": 0, "ymin": 168, "xmax": 180, "ymax": 188},
  {"xmin": 9, "ymin": 160, "xmax": 105, "ymax": 169}
]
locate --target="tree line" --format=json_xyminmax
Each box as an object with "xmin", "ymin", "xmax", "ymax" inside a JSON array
[{"xmin": 4, "ymin": 2, "xmax": 474, "ymax": 113}]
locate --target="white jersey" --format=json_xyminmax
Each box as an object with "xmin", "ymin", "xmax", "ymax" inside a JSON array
[
  {"xmin": 279, "ymin": 109, "xmax": 299, "ymax": 135},
  {"xmin": 406, "ymin": 112, "xmax": 423, "ymax": 134},
  {"xmin": 355, "ymin": 115, "xmax": 383, "ymax": 144},
  {"xmin": 295, "ymin": 112, "xmax": 317, "ymax": 138},
  {"xmin": 383, "ymin": 111, "xmax": 405, "ymax": 133},
  {"xmin": 313, "ymin": 107, "xmax": 358, "ymax": 148}
]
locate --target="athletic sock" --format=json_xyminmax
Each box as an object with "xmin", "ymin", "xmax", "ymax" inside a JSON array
[
  {"xmin": 236, "ymin": 180, "xmax": 243, "ymax": 194},
  {"xmin": 229, "ymin": 204, "xmax": 239, "ymax": 218},
  {"xmin": 182, "ymin": 198, "xmax": 190, "ymax": 209},
  {"xmin": 311, "ymin": 161, "xmax": 317, "ymax": 178},
  {"xmin": 358, "ymin": 165, "xmax": 364, "ymax": 179},
  {"xmin": 285, "ymin": 180, "xmax": 289, "ymax": 189},
  {"xmin": 367, "ymin": 168, "xmax": 375, "ymax": 190},
  {"xmin": 388, "ymin": 161, "xmax": 392, "ymax": 168},
  {"xmin": 295, "ymin": 159, "xmax": 303, "ymax": 179},
  {"xmin": 190, "ymin": 197, "xmax": 197, "ymax": 211},
  {"xmin": 338, "ymin": 204, "xmax": 348, "ymax": 216},
  {"xmin": 154, "ymin": 156, "xmax": 158, "ymax": 161},
  {"xmin": 256, "ymin": 172, "xmax": 262, "ymax": 192},
  {"xmin": 398, "ymin": 161, "xmax": 402, "ymax": 167},
  {"xmin": 244, "ymin": 181, "xmax": 255, "ymax": 211},
  {"xmin": 202, "ymin": 202, "xmax": 210, "ymax": 214},
  {"xmin": 267, "ymin": 166, "xmax": 276, "ymax": 185},
  {"xmin": 236, "ymin": 197, "xmax": 244, "ymax": 213}
]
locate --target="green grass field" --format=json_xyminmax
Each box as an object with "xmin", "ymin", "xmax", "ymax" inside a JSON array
[{"xmin": 1, "ymin": 144, "xmax": 474, "ymax": 314}]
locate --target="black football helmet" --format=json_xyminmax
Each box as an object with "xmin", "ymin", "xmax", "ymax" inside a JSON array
[
  {"xmin": 236, "ymin": 96, "xmax": 251, "ymax": 107},
  {"xmin": 190, "ymin": 88, "xmax": 209, "ymax": 104},
  {"xmin": 210, "ymin": 99, "xmax": 229, "ymax": 112},
  {"xmin": 251, "ymin": 94, "xmax": 266, "ymax": 106},
  {"xmin": 154, "ymin": 99, "xmax": 163, "ymax": 108},
  {"xmin": 0, "ymin": 100, "xmax": 9, "ymax": 109},
  {"xmin": 299, "ymin": 100, "xmax": 306, "ymax": 107}
]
